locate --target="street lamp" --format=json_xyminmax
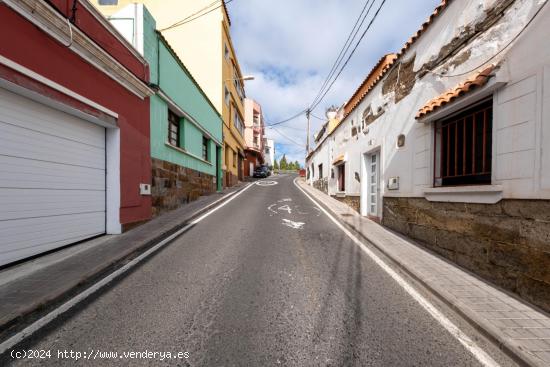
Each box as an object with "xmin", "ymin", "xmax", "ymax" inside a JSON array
[{"xmin": 226, "ymin": 75, "xmax": 255, "ymax": 82}]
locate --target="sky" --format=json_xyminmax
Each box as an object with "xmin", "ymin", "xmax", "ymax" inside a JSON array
[{"xmin": 228, "ymin": 0, "xmax": 442, "ymax": 165}]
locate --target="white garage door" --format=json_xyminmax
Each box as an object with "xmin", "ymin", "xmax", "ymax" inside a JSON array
[{"xmin": 0, "ymin": 88, "xmax": 106, "ymax": 266}]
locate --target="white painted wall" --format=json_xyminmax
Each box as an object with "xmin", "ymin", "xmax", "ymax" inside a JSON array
[{"xmin": 307, "ymin": 0, "xmax": 550, "ymax": 216}]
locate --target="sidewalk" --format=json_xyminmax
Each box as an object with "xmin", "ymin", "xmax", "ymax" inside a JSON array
[
  {"xmin": 298, "ymin": 179, "xmax": 550, "ymax": 367},
  {"xmin": 0, "ymin": 183, "xmax": 248, "ymax": 342}
]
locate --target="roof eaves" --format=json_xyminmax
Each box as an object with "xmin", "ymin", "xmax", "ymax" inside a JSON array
[
  {"xmin": 342, "ymin": 0, "xmax": 453, "ymax": 119},
  {"xmin": 222, "ymin": 1, "xmax": 231, "ymax": 26},
  {"xmin": 415, "ymin": 65, "xmax": 495, "ymax": 119},
  {"xmin": 343, "ymin": 54, "xmax": 397, "ymax": 118},
  {"xmin": 395, "ymin": 0, "xmax": 453, "ymax": 61}
]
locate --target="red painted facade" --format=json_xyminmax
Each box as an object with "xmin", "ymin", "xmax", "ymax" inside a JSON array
[
  {"xmin": 243, "ymin": 150, "xmax": 264, "ymax": 177},
  {"xmin": 0, "ymin": 1, "xmax": 152, "ymax": 226}
]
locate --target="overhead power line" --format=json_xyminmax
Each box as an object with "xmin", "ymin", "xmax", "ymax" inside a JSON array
[
  {"xmin": 270, "ymin": 126, "xmax": 305, "ymax": 148},
  {"xmin": 309, "ymin": 0, "xmax": 376, "ymax": 109},
  {"xmin": 427, "ymin": 0, "xmax": 549, "ymax": 78},
  {"xmin": 310, "ymin": 112, "xmax": 326, "ymax": 121},
  {"xmin": 160, "ymin": 0, "xmax": 234, "ymax": 32},
  {"xmin": 309, "ymin": 0, "xmax": 388, "ymax": 111},
  {"xmin": 265, "ymin": 109, "xmax": 307, "ymax": 127}
]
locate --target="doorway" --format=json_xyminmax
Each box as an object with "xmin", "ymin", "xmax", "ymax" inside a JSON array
[
  {"xmin": 337, "ymin": 164, "xmax": 345, "ymax": 192},
  {"xmin": 365, "ymin": 152, "xmax": 380, "ymax": 218}
]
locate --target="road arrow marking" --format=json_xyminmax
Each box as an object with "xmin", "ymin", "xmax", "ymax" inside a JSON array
[{"xmin": 282, "ymin": 219, "xmax": 305, "ymax": 229}]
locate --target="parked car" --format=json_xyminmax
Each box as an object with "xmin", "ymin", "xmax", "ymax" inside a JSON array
[{"xmin": 253, "ymin": 166, "xmax": 270, "ymax": 178}]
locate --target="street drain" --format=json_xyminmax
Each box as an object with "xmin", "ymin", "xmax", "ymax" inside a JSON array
[{"xmin": 341, "ymin": 214, "xmax": 353, "ymax": 217}]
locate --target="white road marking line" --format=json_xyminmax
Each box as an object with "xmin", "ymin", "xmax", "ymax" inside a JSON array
[
  {"xmin": 267, "ymin": 204, "xmax": 278, "ymax": 214},
  {"xmin": 282, "ymin": 219, "xmax": 305, "ymax": 229},
  {"xmin": 293, "ymin": 178, "xmax": 500, "ymax": 367},
  {"xmin": 0, "ymin": 183, "xmax": 255, "ymax": 355},
  {"xmin": 278, "ymin": 198, "xmax": 292, "ymax": 202},
  {"xmin": 256, "ymin": 180, "xmax": 278, "ymax": 186},
  {"xmin": 277, "ymin": 205, "xmax": 292, "ymax": 214}
]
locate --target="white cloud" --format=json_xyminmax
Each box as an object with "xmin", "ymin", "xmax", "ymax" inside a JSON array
[{"xmin": 229, "ymin": 0, "xmax": 442, "ymax": 163}]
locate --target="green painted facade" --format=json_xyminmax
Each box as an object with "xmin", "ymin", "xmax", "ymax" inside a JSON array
[{"xmin": 142, "ymin": 7, "xmax": 223, "ymax": 190}]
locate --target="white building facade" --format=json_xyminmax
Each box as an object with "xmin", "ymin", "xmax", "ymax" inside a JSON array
[
  {"xmin": 264, "ymin": 139, "xmax": 275, "ymax": 168},
  {"xmin": 307, "ymin": 0, "xmax": 550, "ymax": 312}
]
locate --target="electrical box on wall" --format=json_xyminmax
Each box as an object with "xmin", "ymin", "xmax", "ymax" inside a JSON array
[
  {"xmin": 139, "ymin": 183, "xmax": 151, "ymax": 196},
  {"xmin": 388, "ymin": 177, "xmax": 399, "ymax": 190}
]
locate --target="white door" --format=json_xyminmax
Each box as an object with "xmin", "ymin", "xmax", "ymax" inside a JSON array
[
  {"xmin": 368, "ymin": 152, "xmax": 380, "ymax": 217},
  {"xmin": 0, "ymin": 88, "xmax": 106, "ymax": 266},
  {"xmin": 250, "ymin": 162, "xmax": 254, "ymax": 177}
]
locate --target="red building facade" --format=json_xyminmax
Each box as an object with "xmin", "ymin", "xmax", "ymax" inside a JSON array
[{"xmin": 0, "ymin": 0, "xmax": 153, "ymax": 266}]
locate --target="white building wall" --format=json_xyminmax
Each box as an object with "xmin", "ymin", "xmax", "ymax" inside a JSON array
[{"xmin": 324, "ymin": 0, "xmax": 550, "ymax": 217}]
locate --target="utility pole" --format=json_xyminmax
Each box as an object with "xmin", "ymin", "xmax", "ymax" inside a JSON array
[{"xmin": 306, "ymin": 108, "xmax": 311, "ymax": 155}]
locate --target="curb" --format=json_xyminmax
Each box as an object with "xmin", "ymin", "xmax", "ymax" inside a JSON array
[
  {"xmin": 0, "ymin": 183, "xmax": 251, "ymax": 345},
  {"xmin": 296, "ymin": 180, "xmax": 539, "ymax": 367}
]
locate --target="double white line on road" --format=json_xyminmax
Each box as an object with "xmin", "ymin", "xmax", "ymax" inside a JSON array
[
  {"xmin": 293, "ymin": 178, "xmax": 500, "ymax": 367},
  {"xmin": 0, "ymin": 183, "xmax": 255, "ymax": 356}
]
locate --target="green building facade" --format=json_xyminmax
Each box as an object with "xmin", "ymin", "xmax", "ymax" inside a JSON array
[{"xmin": 109, "ymin": 4, "xmax": 223, "ymax": 216}]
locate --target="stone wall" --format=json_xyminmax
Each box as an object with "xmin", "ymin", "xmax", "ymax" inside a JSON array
[
  {"xmin": 313, "ymin": 178, "xmax": 328, "ymax": 194},
  {"xmin": 333, "ymin": 195, "xmax": 360, "ymax": 213},
  {"xmin": 383, "ymin": 197, "xmax": 550, "ymax": 313},
  {"xmin": 151, "ymin": 158, "xmax": 215, "ymax": 217},
  {"xmin": 224, "ymin": 171, "xmax": 239, "ymax": 188}
]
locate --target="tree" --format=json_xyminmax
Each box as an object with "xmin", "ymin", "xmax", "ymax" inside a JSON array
[
  {"xmin": 273, "ymin": 159, "xmax": 279, "ymax": 170},
  {"xmin": 294, "ymin": 161, "xmax": 301, "ymax": 170},
  {"xmin": 280, "ymin": 155, "xmax": 288, "ymax": 170}
]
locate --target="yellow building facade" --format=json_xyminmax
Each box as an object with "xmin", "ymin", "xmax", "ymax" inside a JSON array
[{"xmin": 91, "ymin": 0, "xmax": 248, "ymax": 187}]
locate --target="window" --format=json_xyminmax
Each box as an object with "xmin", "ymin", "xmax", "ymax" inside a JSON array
[
  {"xmin": 434, "ymin": 99, "xmax": 493, "ymax": 187},
  {"xmin": 202, "ymin": 136, "xmax": 209, "ymax": 161},
  {"xmin": 224, "ymin": 86, "xmax": 230, "ymax": 106},
  {"xmin": 362, "ymin": 107, "xmax": 370, "ymax": 129},
  {"xmin": 99, "ymin": 0, "xmax": 118, "ymax": 4},
  {"xmin": 311, "ymin": 164, "xmax": 314, "ymax": 178},
  {"xmin": 234, "ymin": 78, "xmax": 244, "ymax": 101},
  {"xmin": 233, "ymin": 108, "xmax": 244, "ymax": 136},
  {"xmin": 338, "ymin": 164, "xmax": 346, "ymax": 192},
  {"xmin": 233, "ymin": 152, "xmax": 237, "ymax": 167},
  {"xmin": 224, "ymin": 43, "xmax": 230, "ymax": 60},
  {"xmin": 318, "ymin": 164, "xmax": 323, "ymax": 179},
  {"xmin": 168, "ymin": 110, "xmax": 180, "ymax": 147}
]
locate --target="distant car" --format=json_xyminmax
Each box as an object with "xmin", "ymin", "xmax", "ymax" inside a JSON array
[{"xmin": 253, "ymin": 166, "xmax": 270, "ymax": 178}]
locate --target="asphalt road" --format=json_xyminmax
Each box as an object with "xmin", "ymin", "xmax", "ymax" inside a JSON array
[{"xmin": 5, "ymin": 174, "xmax": 516, "ymax": 366}]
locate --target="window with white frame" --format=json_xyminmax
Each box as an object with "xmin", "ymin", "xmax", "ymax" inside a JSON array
[
  {"xmin": 224, "ymin": 85, "xmax": 230, "ymax": 106},
  {"xmin": 168, "ymin": 110, "xmax": 180, "ymax": 147},
  {"xmin": 233, "ymin": 108, "xmax": 244, "ymax": 136}
]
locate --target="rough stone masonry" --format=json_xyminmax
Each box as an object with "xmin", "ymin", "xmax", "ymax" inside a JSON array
[{"xmin": 383, "ymin": 197, "xmax": 550, "ymax": 313}]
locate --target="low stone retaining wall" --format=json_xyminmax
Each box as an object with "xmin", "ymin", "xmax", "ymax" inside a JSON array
[
  {"xmin": 151, "ymin": 158, "xmax": 215, "ymax": 217},
  {"xmin": 224, "ymin": 171, "xmax": 239, "ymax": 188},
  {"xmin": 383, "ymin": 197, "xmax": 550, "ymax": 313},
  {"xmin": 333, "ymin": 195, "xmax": 360, "ymax": 213},
  {"xmin": 313, "ymin": 178, "xmax": 328, "ymax": 194}
]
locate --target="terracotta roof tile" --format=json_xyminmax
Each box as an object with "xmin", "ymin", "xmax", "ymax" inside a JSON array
[
  {"xmin": 222, "ymin": 1, "xmax": 231, "ymax": 26},
  {"xmin": 344, "ymin": 54, "xmax": 397, "ymax": 118},
  {"xmin": 395, "ymin": 0, "xmax": 453, "ymax": 60},
  {"xmin": 342, "ymin": 0, "xmax": 453, "ymax": 119},
  {"xmin": 415, "ymin": 65, "xmax": 495, "ymax": 119}
]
